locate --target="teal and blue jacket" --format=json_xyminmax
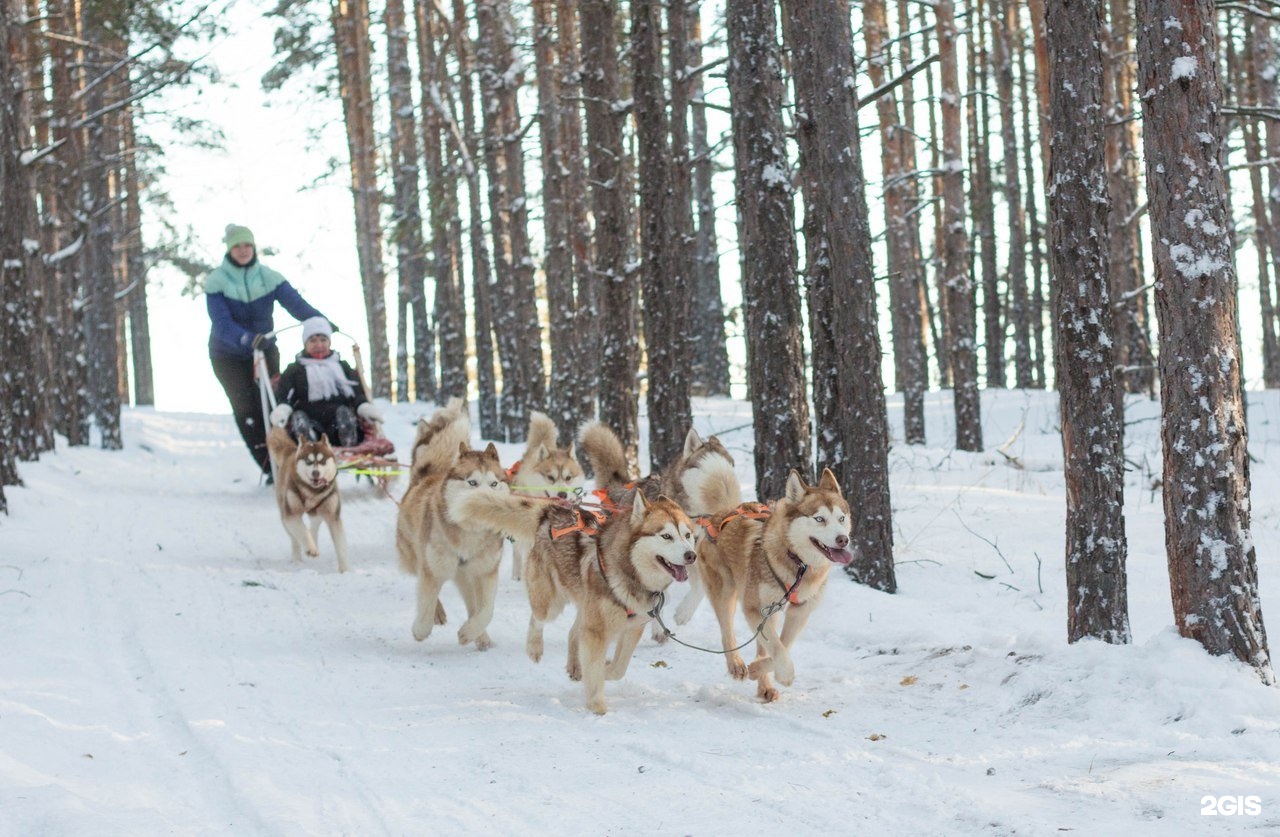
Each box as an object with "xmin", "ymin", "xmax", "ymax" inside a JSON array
[{"xmin": 204, "ymin": 255, "xmax": 324, "ymax": 359}]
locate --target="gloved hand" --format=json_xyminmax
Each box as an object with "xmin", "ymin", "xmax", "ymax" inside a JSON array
[
  {"xmin": 270, "ymin": 403, "xmax": 294, "ymax": 428},
  {"xmin": 357, "ymin": 402, "xmax": 383, "ymax": 424}
]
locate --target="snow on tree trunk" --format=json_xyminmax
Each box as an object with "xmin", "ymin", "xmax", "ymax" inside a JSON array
[
  {"xmin": 1136, "ymin": 0, "xmax": 1273, "ymax": 682},
  {"xmin": 726, "ymin": 0, "xmax": 810, "ymax": 504},
  {"xmin": 1045, "ymin": 0, "xmax": 1131, "ymax": 645}
]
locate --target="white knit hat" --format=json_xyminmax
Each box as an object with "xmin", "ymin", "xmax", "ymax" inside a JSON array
[{"xmin": 301, "ymin": 316, "xmax": 332, "ymax": 342}]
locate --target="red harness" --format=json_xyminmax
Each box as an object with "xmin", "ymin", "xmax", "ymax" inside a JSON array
[{"xmin": 695, "ymin": 502, "xmax": 772, "ymax": 541}]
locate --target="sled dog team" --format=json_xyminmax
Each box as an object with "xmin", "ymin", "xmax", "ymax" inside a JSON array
[{"xmin": 266, "ymin": 398, "xmax": 855, "ymax": 714}]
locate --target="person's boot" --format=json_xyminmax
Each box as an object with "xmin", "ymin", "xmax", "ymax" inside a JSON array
[
  {"xmin": 288, "ymin": 409, "xmax": 316, "ymax": 441},
  {"xmin": 334, "ymin": 405, "xmax": 359, "ymax": 448}
]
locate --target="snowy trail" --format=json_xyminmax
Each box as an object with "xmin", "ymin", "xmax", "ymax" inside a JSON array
[{"xmin": 4, "ymin": 394, "xmax": 1280, "ymax": 834}]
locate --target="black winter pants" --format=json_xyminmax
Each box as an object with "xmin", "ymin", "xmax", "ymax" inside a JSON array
[{"xmin": 211, "ymin": 346, "xmax": 279, "ymax": 475}]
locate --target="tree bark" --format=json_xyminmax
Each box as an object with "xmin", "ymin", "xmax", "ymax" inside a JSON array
[
  {"xmin": 993, "ymin": 0, "xmax": 1031, "ymax": 390},
  {"xmin": 1046, "ymin": 0, "xmax": 1130, "ymax": 644},
  {"xmin": 1136, "ymin": 0, "xmax": 1272, "ymax": 682},
  {"xmin": 726, "ymin": 0, "xmax": 810, "ymax": 503}
]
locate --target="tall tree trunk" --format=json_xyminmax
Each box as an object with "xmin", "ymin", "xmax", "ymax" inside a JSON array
[
  {"xmin": 557, "ymin": 0, "xmax": 598, "ymax": 429},
  {"xmin": 1106, "ymin": 0, "xmax": 1155, "ymax": 395},
  {"xmin": 534, "ymin": 0, "xmax": 575, "ymax": 431},
  {"xmin": 581, "ymin": 0, "xmax": 638, "ymax": 459},
  {"xmin": 924, "ymin": 8, "xmax": 951, "ymax": 389},
  {"xmin": 453, "ymin": 0, "xmax": 499, "ymax": 437},
  {"xmin": 938, "ymin": 0, "xmax": 982, "ymax": 450},
  {"xmin": 387, "ymin": 0, "xmax": 429, "ymax": 402},
  {"xmin": 1254, "ymin": 17, "xmax": 1280, "ymax": 388},
  {"xmin": 784, "ymin": 0, "xmax": 895, "ymax": 591},
  {"xmin": 967, "ymin": 0, "xmax": 1002, "ymax": 390},
  {"xmin": 1020, "ymin": 19, "xmax": 1048, "ymax": 389},
  {"xmin": 1046, "ymin": 0, "xmax": 1130, "ymax": 644},
  {"xmin": 866, "ymin": 0, "xmax": 926, "ymax": 444},
  {"xmin": 726, "ymin": 0, "xmax": 810, "ymax": 503},
  {"xmin": 687, "ymin": 2, "xmax": 730, "ymax": 397},
  {"xmin": 993, "ymin": 0, "xmax": 1031, "ymax": 390},
  {"xmin": 332, "ymin": 0, "xmax": 390, "ymax": 397},
  {"xmin": 633, "ymin": 0, "xmax": 692, "ymax": 470},
  {"xmin": 1242, "ymin": 23, "xmax": 1276, "ymax": 395},
  {"xmin": 81, "ymin": 0, "xmax": 121, "ymax": 450},
  {"xmin": 1136, "ymin": 0, "xmax": 1272, "ymax": 683},
  {"xmin": 121, "ymin": 101, "xmax": 152, "ymax": 406}
]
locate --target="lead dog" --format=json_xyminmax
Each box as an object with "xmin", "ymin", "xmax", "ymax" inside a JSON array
[
  {"xmin": 698, "ymin": 468, "xmax": 853, "ymax": 702},
  {"xmin": 508, "ymin": 411, "xmax": 585, "ymax": 580},
  {"xmin": 456, "ymin": 487, "xmax": 697, "ymax": 714},
  {"xmin": 577, "ymin": 421, "xmax": 741, "ymax": 633},
  {"xmin": 395, "ymin": 398, "xmax": 510, "ymax": 650},
  {"xmin": 266, "ymin": 427, "xmax": 350, "ymax": 572}
]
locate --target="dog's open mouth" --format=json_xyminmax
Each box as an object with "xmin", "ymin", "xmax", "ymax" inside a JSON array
[
  {"xmin": 658, "ymin": 557, "xmax": 690, "ymax": 582},
  {"xmin": 811, "ymin": 537, "xmax": 853, "ymax": 565},
  {"xmin": 309, "ymin": 475, "xmax": 331, "ymax": 488}
]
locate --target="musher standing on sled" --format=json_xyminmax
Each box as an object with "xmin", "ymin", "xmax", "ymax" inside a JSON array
[{"xmin": 204, "ymin": 223, "xmax": 332, "ymax": 481}]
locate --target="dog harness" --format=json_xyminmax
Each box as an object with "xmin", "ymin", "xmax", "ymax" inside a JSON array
[
  {"xmin": 549, "ymin": 506, "xmax": 609, "ymax": 540},
  {"xmin": 299, "ymin": 480, "xmax": 337, "ymax": 515},
  {"xmin": 772, "ymin": 553, "xmax": 810, "ymax": 605},
  {"xmin": 695, "ymin": 502, "xmax": 772, "ymax": 541}
]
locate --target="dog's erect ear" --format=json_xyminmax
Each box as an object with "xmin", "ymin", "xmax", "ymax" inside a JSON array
[
  {"xmin": 785, "ymin": 470, "xmax": 807, "ymax": 504},
  {"xmin": 483, "ymin": 441, "xmax": 500, "ymax": 460},
  {"xmin": 318, "ymin": 434, "xmax": 330, "ymax": 448},
  {"xmin": 566, "ymin": 441, "xmax": 576, "ymax": 460},
  {"xmin": 535, "ymin": 443, "xmax": 549, "ymax": 463},
  {"xmin": 818, "ymin": 467, "xmax": 840, "ymax": 494},
  {"xmin": 631, "ymin": 491, "xmax": 648, "ymax": 526},
  {"xmin": 683, "ymin": 426, "xmax": 703, "ymax": 457},
  {"xmin": 458, "ymin": 440, "xmax": 469, "ymax": 456}
]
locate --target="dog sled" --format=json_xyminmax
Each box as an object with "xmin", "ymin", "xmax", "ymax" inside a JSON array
[{"xmin": 254, "ymin": 326, "xmax": 399, "ymax": 484}]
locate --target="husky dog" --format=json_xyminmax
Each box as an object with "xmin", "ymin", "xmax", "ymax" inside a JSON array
[
  {"xmin": 508, "ymin": 411, "xmax": 585, "ymax": 580},
  {"xmin": 698, "ymin": 469, "xmax": 853, "ymax": 703},
  {"xmin": 577, "ymin": 421, "xmax": 741, "ymax": 632},
  {"xmin": 456, "ymin": 487, "xmax": 697, "ymax": 714},
  {"xmin": 395, "ymin": 398, "xmax": 511, "ymax": 650},
  {"xmin": 266, "ymin": 427, "xmax": 350, "ymax": 572}
]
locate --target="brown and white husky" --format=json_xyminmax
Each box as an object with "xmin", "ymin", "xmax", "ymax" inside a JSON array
[
  {"xmin": 577, "ymin": 421, "xmax": 742, "ymax": 633},
  {"xmin": 697, "ymin": 468, "xmax": 853, "ymax": 703},
  {"xmin": 455, "ymin": 486, "xmax": 697, "ymax": 715},
  {"xmin": 395, "ymin": 398, "xmax": 511, "ymax": 650},
  {"xmin": 267, "ymin": 426, "xmax": 349, "ymax": 573},
  {"xmin": 508, "ymin": 411, "xmax": 585, "ymax": 580}
]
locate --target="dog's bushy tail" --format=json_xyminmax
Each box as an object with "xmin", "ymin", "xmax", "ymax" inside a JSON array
[
  {"xmin": 410, "ymin": 397, "xmax": 470, "ymax": 485},
  {"xmin": 577, "ymin": 421, "xmax": 632, "ymax": 491},
  {"xmin": 266, "ymin": 426, "xmax": 295, "ymax": 469},
  {"xmin": 683, "ymin": 451, "xmax": 742, "ymax": 517},
  {"xmin": 452, "ymin": 490, "xmax": 549, "ymax": 545},
  {"xmin": 522, "ymin": 411, "xmax": 559, "ymax": 460}
]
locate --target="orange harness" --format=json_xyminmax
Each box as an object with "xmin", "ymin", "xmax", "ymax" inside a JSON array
[
  {"xmin": 695, "ymin": 502, "xmax": 772, "ymax": 541},
  {"xmin": 549, "ymin": 506, "xmax": 609, "ymax": 540}
]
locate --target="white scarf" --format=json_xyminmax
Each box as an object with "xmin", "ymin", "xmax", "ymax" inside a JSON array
[{"xmin": 299, "ymin": 352, "xmax": 356, "ymax": 401}]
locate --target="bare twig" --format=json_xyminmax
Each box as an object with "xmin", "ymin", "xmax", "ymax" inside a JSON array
[{"xmin": 954, "ymin": 510, "xmax": 1014, "ymax": 574}]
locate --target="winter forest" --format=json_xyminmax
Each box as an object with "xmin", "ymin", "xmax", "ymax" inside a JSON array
[{"xmin": 0, "ymin": 0, "xmax": 1275, "ymax": 693}]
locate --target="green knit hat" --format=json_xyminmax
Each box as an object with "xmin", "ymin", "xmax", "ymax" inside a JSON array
[{"xmin": 223, "ymin": 223, "xmax": 255, "ymax": 249}]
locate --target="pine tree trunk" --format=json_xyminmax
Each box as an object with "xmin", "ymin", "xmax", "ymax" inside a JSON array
[
  {"xmin": 534, "ymin": 0, "xmax": 576, "ymax": 432},
  {"xmin": 332, "ymin": 0, "xmax": 390, "ymax": 398},
  {"xmin": 866, "ymin": 0, "xmax": 926, "ymax": 445},
  {"xmin": 452, "ymin": 0, "xmax": 499, "ymax": 437},
  {"xmin": 726, "ymin": 0, "xmax": 810, "ymax": 504},
  {"xmin": 557, "ymin": 0, "xmax": 598, "ymax": 428},
  {"xmin": 967, "ymin": 2, "xmax": 1002, "ymax": 390},
  {"xmin": 938, "ymin": 0, "xmax": 981, "ymax": 450},
  {"xmin": 121, "ymin": 101, "xmax": 153, "ymax": 407},
  {"xmin": 1254, "ymin": 17, "xmax": 1280, "ymax": 388},
  {"xmin": 581, "ymin": 0, "xmax": 639, "ymax": 458},
  {"xmin": 993, "ymin": 0, "xmax": 1031, "ymax": 390},
  {"xmin": 1136, "ymin": 0, "xmax": 1272, "ymax": 682},
  {"xmin": 1046, "ymin": 0, "xmax": 1130, "ymax": 644},
  {"xmin": 687, "ymin": 2, "xmax": 730, "ymax": 398},
  {"xmin": 1242, "ymin": 23, "xmax": 1276, "ymax": 396},
  {"xmin": 386, "ymin": 0, "xmax": 429, "ymax": 402},
  {"xmin": 633, "ymin": 0, "xmax": 692, "ymax": 470},
  {"xmin": 783, "ymin": 0, "xmax": 895, "ymax": 592}
]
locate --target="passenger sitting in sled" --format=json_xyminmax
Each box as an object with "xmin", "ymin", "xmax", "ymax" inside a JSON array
[{"xmin": 269, "ymin": 317, "xmax": 383, "ymax": 448}]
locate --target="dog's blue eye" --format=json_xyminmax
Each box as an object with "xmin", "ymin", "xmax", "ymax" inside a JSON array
[
  {"xmin": 814, "ymin": 516, "xmax": 825, "ymax": 524},
  {"xmin": 662, "ymin": 533, "xmax": 673, "ymax": 541},
  {"xmin": 839, "ymin": 515, "xmax": 846, "ymax": 524},
  {"xmin": 489, "ymin": 481, "xmax": 498, "ymax": 488},
  {"xmin": 467, "ymin": 479, "xmax": 478, "ymax": 487}
]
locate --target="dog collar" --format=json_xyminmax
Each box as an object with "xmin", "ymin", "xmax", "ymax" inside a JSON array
[{"xmin": 774, "ymin": 553, "xmax": 809, "ymax": 605}]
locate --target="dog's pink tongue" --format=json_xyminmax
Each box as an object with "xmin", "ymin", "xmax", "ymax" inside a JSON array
[
  {"xmin": 666, "ymin": 561, "xmax": 690, "ymax": 582},
  {"xmin": 826, "ymin": 545, "xmax": 854, "ymax": 565}
]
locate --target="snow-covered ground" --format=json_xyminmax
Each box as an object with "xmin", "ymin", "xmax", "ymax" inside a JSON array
[{"xmin": 3, "ymin": 389, "xmax": 1279, "ymax": 834}]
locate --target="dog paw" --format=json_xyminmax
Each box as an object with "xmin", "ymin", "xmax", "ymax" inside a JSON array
[
  {"xmin": 650, "ymin": 626, "xmax": 669, "ymax": 645},
  {"xmin": 307, "ymin": 548, "xmax": 320, "ymax": 558},
  {"xmin": 526, "ymin": 637, "xmax": 544, "ymax": 663},
  {"xmin": 336, "ymin": 560, "xmax": 349, "ymax": 574},
  {"xmin": 726, "ymin": 654, "xmax": 748, "ymax": 680},
  {"xmin": 758, "ymin": 684, "xmax": 780, "ymax": 703},
  {"xmin": 566, "ymin": 660, "xmax": 583, "ymax": 681},
  {"xmin": 474, "ymin": 633, "xmax": 493, "ymax": 651},
  {"xmin": 412, "ymin": 618, "xmax": 434, "ymax": 642},
  {"xmin": 747, "ymin": 657, "xmax": 774, "ymax": 681},
  {"xmin": 458, "ymin": 621, "xmax": 490, "ymax": 648},
  {"xmin": 587, "ymin": 698, "xmax": 608, "ymax": 715},
  {"xmin": 773, "ymin": 656, "xmax": 795, "ymax": 686}
]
